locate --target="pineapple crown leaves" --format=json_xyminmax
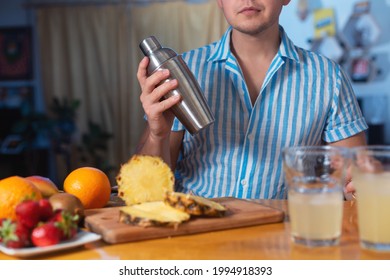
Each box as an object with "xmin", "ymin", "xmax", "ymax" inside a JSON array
[{"xmin": 0, "ymin": 219, "xmax": 19, "ymax": 243}]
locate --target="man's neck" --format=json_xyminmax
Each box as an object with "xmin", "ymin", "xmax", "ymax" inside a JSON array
[
  {"xmin": 229, "ymin": 24, "xmax": 282, "ymax": 105},
  {"xmin": 230, "ymin": 24, "xmax": 281, "ymax": 61}
]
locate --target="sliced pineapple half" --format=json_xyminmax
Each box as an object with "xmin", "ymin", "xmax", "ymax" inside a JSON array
[
  {"xmin": 119, "ymin": 201, "xmax": 190, "ymax": 227},
  {"xmin": 116, "ymin": 155, "xmax": 174, "ymax": 205},
  {"xmin": 164, "ymin": 192, "xmax": 227, "ymax": 217},
  {"xmin": 116, "ymin": 155, "xmax": 227, "ymax": 228}
]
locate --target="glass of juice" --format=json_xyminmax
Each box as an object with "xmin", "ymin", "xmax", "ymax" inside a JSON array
[
  {"xmin": 352, "ymin": 146, "xmax": 390, "ymax": 251},
  {"xmin": 282, "ymin": 146, "xmax": 350, "ymax": 247}
]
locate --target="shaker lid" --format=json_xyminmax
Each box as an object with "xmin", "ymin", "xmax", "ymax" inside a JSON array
[
  {"xmin": 139, "ymin": 36, "xmax": 161, "ymax": 56},
  {"xmin": 139, "ymin": 36, "xmax": 177, "ymax": 73}
]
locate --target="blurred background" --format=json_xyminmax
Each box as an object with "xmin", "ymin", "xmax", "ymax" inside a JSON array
[{"xmin": 0, "ymin": 0, "xmax": 389, "ymax": 186}]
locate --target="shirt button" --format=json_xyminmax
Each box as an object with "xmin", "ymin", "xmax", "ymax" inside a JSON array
[{"xmin": 241, "ymin": 179, "xmax": 247, "ymax": 186}]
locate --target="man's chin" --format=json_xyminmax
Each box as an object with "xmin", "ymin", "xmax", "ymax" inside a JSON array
[{"xmin": 234, "ymin": 25, "xmax": 268, "ymax": 36}]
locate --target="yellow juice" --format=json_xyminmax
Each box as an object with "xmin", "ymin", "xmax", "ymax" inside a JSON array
[
  {"xmin": 288, "ymin": 191, "xmax": 343, "ymax": 241},
  {"xmin": 353, "ymin": 172, "xmax": 390, "ymax": 245}
]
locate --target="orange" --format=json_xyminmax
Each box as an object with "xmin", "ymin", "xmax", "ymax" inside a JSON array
[
  {"xmin": 0, "ymin": 176, "xmax": 43, "ymax": 220},
  {"xmin": 63, "ymin": 167, "xmax": 111, "ymax": 209}
]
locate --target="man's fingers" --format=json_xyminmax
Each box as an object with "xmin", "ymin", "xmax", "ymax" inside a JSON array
[
  {"xmin": 137, "ymin": 57, "xmax": 150, "ymax": 87},
  {"xmin": 344, "ymin": 180, "xmax": 356, "ymax": 201}
]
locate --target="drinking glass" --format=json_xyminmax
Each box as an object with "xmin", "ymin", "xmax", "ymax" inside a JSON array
[
  {"xmin": 352, "ymin": 145, "xmax": 390, "ymax": 251},
  {"xmin": 283, "ymin": 146, "xmax": 350, "ymax": 247}
]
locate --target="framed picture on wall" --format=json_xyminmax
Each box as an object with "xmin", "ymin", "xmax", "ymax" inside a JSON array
[{"xmin": 0, "ymin": 26, "xmax": 33, "ymax": 81}]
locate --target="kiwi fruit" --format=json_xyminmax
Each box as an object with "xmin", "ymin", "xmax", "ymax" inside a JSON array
[{"xmin": 49, "ymin": 192, "xmax": 85, "ymax": 224}]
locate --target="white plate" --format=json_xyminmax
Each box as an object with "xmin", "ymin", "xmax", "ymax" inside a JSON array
[{"xmin": 0, "ymin": 230, "xmax": 101, "ymax": 258}]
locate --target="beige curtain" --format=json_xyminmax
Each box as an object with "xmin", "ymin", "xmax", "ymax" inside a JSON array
[{"xmin": 35, "ymin": 1, "xmax": 228, "ymax": 183}]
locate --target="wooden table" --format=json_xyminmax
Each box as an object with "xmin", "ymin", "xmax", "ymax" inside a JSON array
[{"xmin": 1, "ymin": 199, "xmax": 390, "ymax": 260}]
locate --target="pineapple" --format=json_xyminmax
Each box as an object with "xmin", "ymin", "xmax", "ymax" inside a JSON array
[
  {"xmin": 164, "ymin": 192, "xmax": 227, "ymax": 217},
  {"xmin": 116, "ymin": 155, "xmax": 227, "ymax": 227},
  {"xmin": 116, "ymin": 155, "xmax": 174, "ymax": 205},
  {"xmin": 119, "ymin": 201, "xmax": 190, "ymax": 227}
]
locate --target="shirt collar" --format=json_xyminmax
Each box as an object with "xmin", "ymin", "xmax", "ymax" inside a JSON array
[
  {"xmin": 278, "ymin": 26, "xmax": 300, "ymax": 63},
  {"xmin": 208, "ymin": 25, "xmax": 300, "ymax": 63}
]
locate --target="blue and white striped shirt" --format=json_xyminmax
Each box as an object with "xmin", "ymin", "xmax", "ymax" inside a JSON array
[{"xmin": 172, "ymin": 26, "xmax": 368, "ymax": 199}]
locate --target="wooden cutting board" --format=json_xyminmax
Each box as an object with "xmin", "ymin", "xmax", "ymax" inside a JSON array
[{"xmin": 84, "ymin": 197, "xmax": 285, "ymax": 244}]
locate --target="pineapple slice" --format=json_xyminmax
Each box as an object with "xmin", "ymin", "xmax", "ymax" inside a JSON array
[
  {"xmin": 119, "ymin": 201, "xmax": 190, "ymax": 227},
  {"xmin": 116, "ymin": 155, "xmax": 174, "ymax": 205},
  {"xmin": 116, "ymin": 155, "xmax": 227, "ymax": 228},
  {"xmin": 164, "ymin": 192, "xmax": 227, "ymax": 217}
]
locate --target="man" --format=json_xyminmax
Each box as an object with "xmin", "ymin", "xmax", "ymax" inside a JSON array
[{"xmin": 135, "ymin": 0, "xmax": 367, "ymax": 199}]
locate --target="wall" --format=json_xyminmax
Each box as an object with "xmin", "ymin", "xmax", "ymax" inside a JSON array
[
  {"xmin": 280, "ymin": 0, "xmax": 390, "ymax": 144},
  {"xmin": 0, "ymin": 0, "xmax": 50, "ymax": 179},
  {"xmin": 0, "ymin": 0, "xmax": 29, "ymax": 26},
  {"xmin": 0, "ymin": 0, "xmax": 44, "ymax": 112}
]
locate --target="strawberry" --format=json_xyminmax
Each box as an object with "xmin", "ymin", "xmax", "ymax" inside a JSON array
[
  {"xmin": 38, "ymin": 199, "xmax": 53, "ymax": 221},
  {"xmin": 15, "ymin": 200, "xmax": 41, "ymax": 229},
  {"xmin": 49, "ymin": 209, "xmax": 79, "ymax": 240},
  {"xmin": 0, "ymin": 219, "xmax": 31, "ymax": 248},
  {"xmin": 31, "ymin": 222, "xmax": 63, "ymax": 247},
  {"xmin": 49, "ymin": 209, "xmax": 64, "ymax": 222}
]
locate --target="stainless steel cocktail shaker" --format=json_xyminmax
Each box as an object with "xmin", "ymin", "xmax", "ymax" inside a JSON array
[{"xmin": 139, "ymin": 36, "xmax": 215, "ymax": 135}]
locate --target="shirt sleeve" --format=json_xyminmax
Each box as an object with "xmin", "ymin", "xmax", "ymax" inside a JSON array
[{"xmin": 323, "ymin": 66, "xmax": 368, "ymax": 143}]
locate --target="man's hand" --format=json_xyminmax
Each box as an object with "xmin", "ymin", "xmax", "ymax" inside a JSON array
[
  {"xmin": 137, "ymin": 57, "xmax": 181, "ymax": 140},
  {"xmin": 344, "ymin": 177, "xmax": 355, "ymax": 201}
]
